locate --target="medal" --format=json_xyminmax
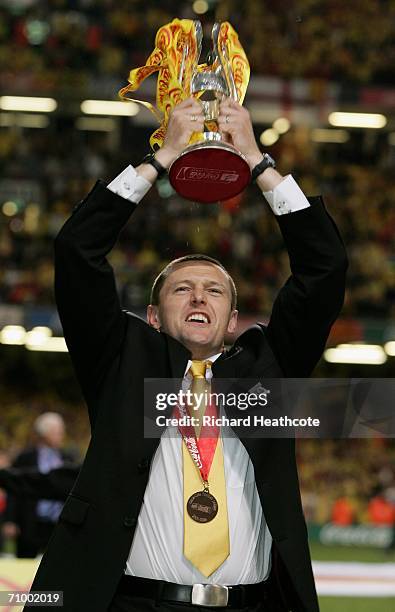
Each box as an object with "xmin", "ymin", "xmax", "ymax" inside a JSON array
[
  {"xmin": 176, "ymin": 387, "xmax": 221, "ymax": 521},
  {"xmin": 187, "ymin": 490, "xmax": 218, "ymax": 523}
]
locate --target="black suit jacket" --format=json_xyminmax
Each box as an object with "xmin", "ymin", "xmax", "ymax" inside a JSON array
[{"xmin": 29, "ymin": 181, "xmax": 347, "ymax": 611}]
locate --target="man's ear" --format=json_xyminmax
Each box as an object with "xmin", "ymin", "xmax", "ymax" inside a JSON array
[
  {"xmin": 147, "ymin": 304, "xmax": 161, "ymax": 330},
  {"xmin": 227, "ymin": 309, "xmax": 238, "ymax": 334}
]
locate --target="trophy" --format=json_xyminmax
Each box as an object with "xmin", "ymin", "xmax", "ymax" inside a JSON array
[{"xmin": 119, "ymin": 19, "xmax": 251, "ymax": 203}]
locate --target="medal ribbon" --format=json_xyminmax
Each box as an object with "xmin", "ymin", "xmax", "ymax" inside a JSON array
[
  {"xmin": 175, "ymin": 395, "xmax": 219, "ymax": 487},
  {"xmin": 118, "ymin": 18, "xmax": 250, "ymax": 151}
]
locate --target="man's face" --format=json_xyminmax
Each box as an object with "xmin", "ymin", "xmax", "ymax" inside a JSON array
[
  {"xmin": 42, "ymin": 422, "xmax": 65, "ymax": 448},
  {"xmin": 147, "ymin": 262, "xmax": 238, "ymax": 359}
]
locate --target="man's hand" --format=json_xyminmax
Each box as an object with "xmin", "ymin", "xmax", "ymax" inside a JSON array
[
  {"xmin": 138, "ymin": 96, "xmax": 283, "ymax": 190},
  {"xmin": 155, "ymin": 97, "xmax": 204, "ymax": 169},
  {"xmin": 217, "ymin": 98, "xmax": 263, "ymax": 169},
  {"xmin": 218, "ymin": 98, "xmax": 284, "ymax": 191}
]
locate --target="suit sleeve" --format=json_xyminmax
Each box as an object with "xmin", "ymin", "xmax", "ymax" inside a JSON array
[
  {"xmin": 0, "ymin": 466, "xmax": 77, "ymax": 501},
  {"xmin": 266, "ymin": 197, "xmax": 348, "ymax": 376},
  {"xmin": 54, "ymin": 180, "xmax": 136, "ymax": 411},
  {"xmin": 2, "ymin": 450, "xmax": 35, "ymax": 523}
]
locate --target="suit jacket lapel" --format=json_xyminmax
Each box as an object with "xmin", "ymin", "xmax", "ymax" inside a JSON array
[
  {"xmin": 212, "ymin": 344, "xmax": 243, "ymax": 378},
  {"xmin": 164, "ymin": 333, "xmax": 191, "ymax": 379}
]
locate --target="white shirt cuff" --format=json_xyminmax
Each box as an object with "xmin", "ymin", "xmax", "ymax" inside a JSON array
[
  {"xmin": 262, "ymin": 175, "xmax": 310, "ymax": 215},
  {"xmin": 107, "ymin": 165, "xmax": 152, "ymax": 204}
]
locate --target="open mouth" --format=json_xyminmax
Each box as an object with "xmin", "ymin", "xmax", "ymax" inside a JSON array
[{"xmin": 185, "ymin": 312, "xmax": 210, "ymax": 324}]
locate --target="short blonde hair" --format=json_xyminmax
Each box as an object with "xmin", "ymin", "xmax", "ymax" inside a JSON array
[{"xmin": 150, "ymin": 254, "xmax": 237, "ymax": 309}]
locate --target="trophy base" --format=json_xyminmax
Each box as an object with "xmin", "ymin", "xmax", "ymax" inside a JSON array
[{"xmin": 168, "ymin": 141, "xmax": 251, "ymax": 203}]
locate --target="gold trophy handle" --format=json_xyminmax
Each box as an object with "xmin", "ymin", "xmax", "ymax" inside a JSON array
[
  {"xmin": 211, "ymin": 22, "xmax": 238, "ymax": 102},
  {"xmin": 178, "ymin": 20, "xmax": 203, "ymax": 95}
]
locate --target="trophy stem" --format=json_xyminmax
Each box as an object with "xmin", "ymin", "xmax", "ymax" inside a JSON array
[{"xmin": 202, "ymin": 132, "xmax": 222, "ymax": 142}]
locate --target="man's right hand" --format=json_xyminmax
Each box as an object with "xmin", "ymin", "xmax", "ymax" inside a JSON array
[{"xmin": 155, "ymin": 97, "xmax": 204, "ymax": 169}]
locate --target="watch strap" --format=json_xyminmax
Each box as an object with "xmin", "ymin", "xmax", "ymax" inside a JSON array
[
  {"xmin": 142, "ymin": 153, "xmax": 167, "ymax": 178},
  {"xmin": 251, "ymin": 154, "xmax": 276, "ymax": 182}
]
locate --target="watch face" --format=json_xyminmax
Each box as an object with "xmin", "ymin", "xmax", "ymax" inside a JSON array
[
  {"xmin": 142, "ymin": 153, "xmax": 154, "ymax": 164},
  {"xmin": 264, "ymin": 154, "xmax": 276, "ymax": 168}
]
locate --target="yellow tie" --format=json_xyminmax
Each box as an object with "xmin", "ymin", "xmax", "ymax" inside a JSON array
[{"xmin": 182, "ymin": 360, "xmax": 230, "ymax": 577}]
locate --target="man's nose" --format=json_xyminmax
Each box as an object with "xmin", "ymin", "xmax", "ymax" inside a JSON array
[{"xmin": 190, "ymin": 288, "xmax": 206, "ymax": 304}]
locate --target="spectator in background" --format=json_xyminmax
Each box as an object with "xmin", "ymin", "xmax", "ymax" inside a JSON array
[
  {"xmin": 0, "ymin": 449, "xmax": 11, "ymax": 554},
  {"xmin": 331, "ymin": 496, "xmax": 355, "ymax": 526},
  {"xmin": 367, "ymin": 491, "xmax": 395, "ymax": 527},
  {"xmin": 383, "ymin": 485, "xmax": 395, "ymax": 553},
  {"xmin": 1, "ymin": 412, "xmax": 74, "ymax": 558}
]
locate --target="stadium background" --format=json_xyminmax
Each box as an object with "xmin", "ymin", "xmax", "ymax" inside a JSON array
[{"xmin": 0, "ymin": 1, "xmax": 394, "ymax": 610}]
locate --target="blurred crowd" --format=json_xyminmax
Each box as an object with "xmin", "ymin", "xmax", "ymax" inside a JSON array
[
  {"xmin": 0, "ymin": 0, "xmax": 394, "ymax": 562},
  {"xmin": 0, "ymin": 124, "xmax": 395, "ymax": 320},
  {"xmin": 1, "ymin": 0, "xmax": 395, "ymax": 92},
  {"xmin": 298, "ymin": 439, "xmax": 395, "ymax": 527},
  {"xmin": 1, "ymin": 0, "xmax": 395, "ymax": 319},
  {"xmin": 1, "ymin": 424, "xmax": 394, "ymax": 558}
]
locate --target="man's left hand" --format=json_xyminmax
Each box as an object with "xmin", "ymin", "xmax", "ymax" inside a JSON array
[{"xmin": 218, "ymin": 98, "xmax": 263, "ymax": 169}]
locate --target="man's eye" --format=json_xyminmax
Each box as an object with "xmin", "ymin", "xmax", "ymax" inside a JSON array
[
  {"xmin": 175, "ymin": 286, "xmax": 189, "ymax": 292},
  {"xmin": 209, "ymin": 288, "xmax": 222, "ymax": 294}
]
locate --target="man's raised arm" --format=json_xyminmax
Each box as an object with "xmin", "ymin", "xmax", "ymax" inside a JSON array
[
  {"xmin": 265, "ymin": 196, "xmax": 347, "ymax": 376},
  {"xmin": 218, "ymin": 98, "xmax": 348, "ymax": 377},
  {"xmin": 54, "ymin": 99, "xmax": 204, "ymax": 411}
]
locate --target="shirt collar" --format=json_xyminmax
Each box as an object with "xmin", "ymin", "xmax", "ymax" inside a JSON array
[{"xmin": 184, "ymin": 352, "xmax": 222, "ymax": 379}]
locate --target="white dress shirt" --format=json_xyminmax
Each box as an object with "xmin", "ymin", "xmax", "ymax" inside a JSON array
[
  {"xmin": 107, "ymin": 164, "xmax": 310, "ymax": 215},
  {"xmin": 106, "ymin": 164, "xmax": 310, "ymax": 585}
]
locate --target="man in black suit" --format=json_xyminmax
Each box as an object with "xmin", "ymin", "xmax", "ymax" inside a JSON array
[
  {"xmin": 3, "ymin": 412, "xmax": 73, "ymax": 558},
  {"xmin": 28, "ymin": 98, "xmax": 347, "ymax": 611}
]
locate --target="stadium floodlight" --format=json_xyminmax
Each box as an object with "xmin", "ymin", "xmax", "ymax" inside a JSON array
[
  {"xmin": 328, "ymin": 112, "xmax": 387, "ymax": 129},
  {"xmin": 80, "ymin": 100, "xmax": 139, "ymax": 116},
  {"xmin": 260, "ymin": 128, "xmax": 279, "ymax": 146},
  {"xmin": 0, "ymin": 325, "xmax": 26, "ymax": 345},
  {"xmin": 0, "ymin": 113, "xmax": 49, "ymax": 128},
  {"xmin": 16, "ymin": 113, "xmax": 50, "ymax": 128},
  {"xmin": 24, "ymin": 326, "xmax": 67, "ymax": 352},
  {"xmin": 384, "ymin": 341, "xmax": 395, "ymax": 356},
  {"xmin": 272, "ymin": 118, "xmax": 291, "ymax": 134},
  {"xmin": 76, "ymin": 117, "xmax": 116, "ymax": 132},
  {"xmin": 2, "ymin": 201, "xmax": 18, "ymax": 216},
  {"xmin": 25, "ymin": 326, "xmax": 52, "ymax": 347},
  {"xmin": 324, "ymin": 343, "xmax": 387, "ymax": 365},
  {"xmin": 0, "ymin": 96, "xmax": 57, "ymax": 112},
  {"xmin": 193, "ymin": 0, "xmax": 209, "ymax": 14},
  {"xmin": 311, "ymin": 128, "xmax": 349, "ymax": 143},
  {"xmin": 25, "ymin": 336, "xmax": 68, "ymax": 352}
]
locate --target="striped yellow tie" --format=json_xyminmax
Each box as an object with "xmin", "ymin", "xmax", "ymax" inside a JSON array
[{"xmin": 182, "ymin": 360, "xmax": 230, "ymax": 576}]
